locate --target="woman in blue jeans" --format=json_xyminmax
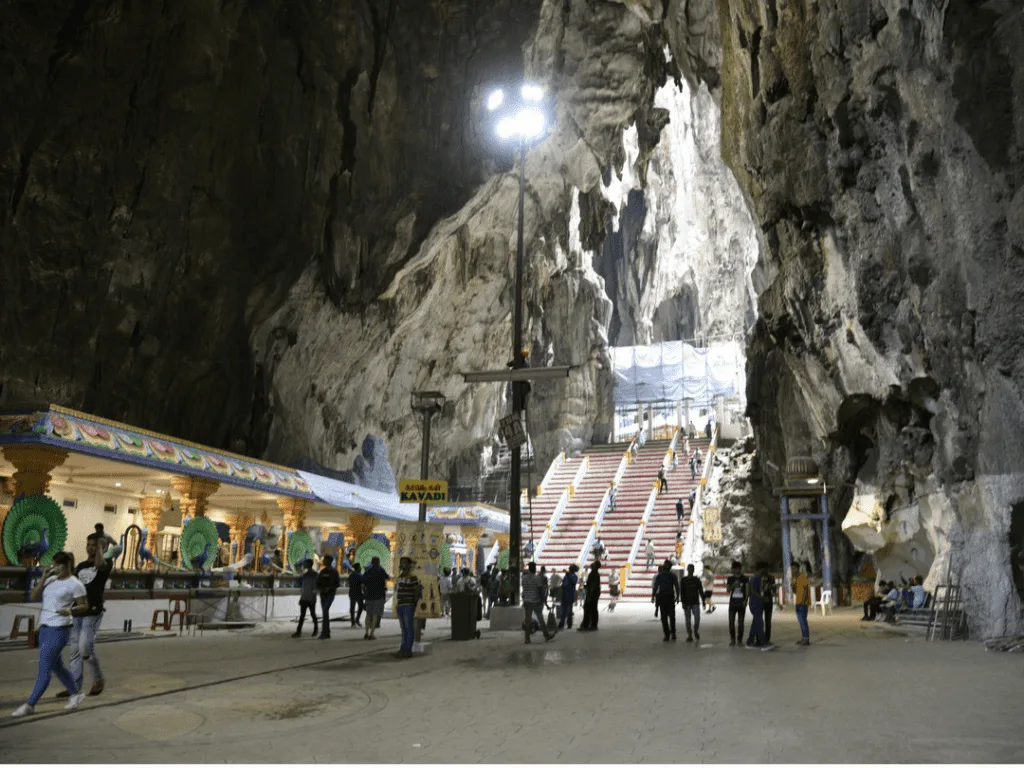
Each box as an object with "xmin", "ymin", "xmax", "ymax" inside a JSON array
[
  {"xmin": 12, "ymin": 552, "xmax": 90, "ymax": 717},
  {"xmin": 394, "ymin": 557, "xmax": 422, "ymax": 659}
]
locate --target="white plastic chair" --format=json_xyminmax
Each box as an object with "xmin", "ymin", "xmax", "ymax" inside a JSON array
[{"xmin": 816, "ymin": 588, "xmax": 834, "ymax": 617}]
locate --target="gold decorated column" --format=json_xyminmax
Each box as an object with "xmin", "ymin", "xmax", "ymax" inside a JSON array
[
  {"xmin": 462, "ymin": 526, "xmax": 485, "ymax": 573},
  {"xmin": 2, "ymin": 445, "xmax": 68, "ymax": 496},
  {"xmin": 139, "ymin": 496, "xmax": 164, "ymax": 568},
  {"xmin": 0, "ymin": 479, "xmax": 15, "ymax": 566},
  {"xmin": 347, "ymin": 514, "xmax": 378, "ymax": 548},
  {"xmin": 171, "ymin": 476, "xmax": 220, "ymax": 524},
  {"xmin": 276, "ymin": 497, "xmax": 309, "ymax": 567}
]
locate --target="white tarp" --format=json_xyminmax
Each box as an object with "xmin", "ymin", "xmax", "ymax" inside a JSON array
[
  {"xmin": 611, "ymin": 340, "xmax": 745, "ymax": 408},
  {"xmin": 298, "ymin": 471, "xmax": 421, "ymax": 522}
]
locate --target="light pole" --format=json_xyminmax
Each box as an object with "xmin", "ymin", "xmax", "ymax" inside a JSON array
[
  {"xmin": 484, "ymin": 83, "xmax": 550, "ymax": 604},
  {"xmin": 411, "ymin": 391, "xmax": 446, "ymax": 523}
]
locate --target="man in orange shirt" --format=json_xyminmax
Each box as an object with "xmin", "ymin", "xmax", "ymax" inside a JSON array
[{"xmin": 792, "ymin": 562, "xmax": 811, "ymax": 646}]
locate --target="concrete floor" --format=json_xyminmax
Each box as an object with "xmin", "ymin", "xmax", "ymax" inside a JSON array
[{"xmin": 0, "ymin": 605, "xmax": 1022, "ymax": 763}]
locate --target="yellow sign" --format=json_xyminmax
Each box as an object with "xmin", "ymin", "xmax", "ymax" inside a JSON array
[
  {"xmin": 392, "ymin": 522, "xmax": 445, "ymax": 619},
  {"xmin": 704, "ymin": 522, "xmax": 722, "ymax": 543},
  {"xmin": 703, "ymin": 507, "xmax": 720, "ymax": 525},
  {"xmin": 399, "ymin": 479, "xmax": 448, "ymax": 504}
]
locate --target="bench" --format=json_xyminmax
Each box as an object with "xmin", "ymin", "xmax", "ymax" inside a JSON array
[{"xmin": 10, "ymin": 614, "xmax": 36, "ymax": 647}]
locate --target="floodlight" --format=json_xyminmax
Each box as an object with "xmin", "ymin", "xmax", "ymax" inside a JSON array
[
  {"xmin": 486, "ymin": 89, "xmax": 504, "ymax": 111},
  {"xmin": 521, "ymin": 84, "xmax": 544, "ymax": 102},
  {"xmin": 496, "ymin": 117, "xmax": 516, "ymax": 139}
]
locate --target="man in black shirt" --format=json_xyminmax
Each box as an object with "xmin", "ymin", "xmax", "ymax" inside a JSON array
[
  {"xmin": 67, "ymin": 528, "xmax": 121, "ymax": 697},
  {"xmin": 578, "ymin": 562, "xmax": 602, "ymax": 631},
  {"xmin": 726, "ymin": 560, "xmax": 749, "ymax": 647},
  {"xmin": 316, "ymin": 555, "xmax": 341, "ymax": 639},
  {"xmin": 348, "ymin": 562, "xmax": 365, "ymax": 627},
  {"xmin": 651, "ymin": 561, "xmax": 680, "ymax": 641},
  {"xmin": 679, "ymin": 563, "xmax": 704, "ymax": 642}
]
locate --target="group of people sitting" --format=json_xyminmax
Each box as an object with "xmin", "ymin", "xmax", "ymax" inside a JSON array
[{"xmin": 861, "ymin": 575, "xmax": 927, "ymax": 622}]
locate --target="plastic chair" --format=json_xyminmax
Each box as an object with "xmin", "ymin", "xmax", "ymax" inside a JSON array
[{"xmin": 816, "ymin": 588, "xmax": 834, "ymax": 617}]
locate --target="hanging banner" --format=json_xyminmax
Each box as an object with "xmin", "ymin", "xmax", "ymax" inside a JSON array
[
  {"xmin": 703, "ymin": 507, "xmax": 720, "ymax": 525},
  {"xmin": 392, "ymin": 521, "xmax": 444, "ymax": 619},
  {"xmin": 399, "ymin": 479, "xmax": 448, "ymax": 504}
]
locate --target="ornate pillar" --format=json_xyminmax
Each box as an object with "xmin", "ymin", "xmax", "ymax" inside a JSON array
[
  {"xmin": 2, "ymin": 445, "xmax": 68, "ymax": 496},
  {"xmin": 496, "ymin": 532, "xmax": 510, "ymax": 561},
  {"xmin": 347, "ymin": 514, "xmax": 378, "ymax": 548},
  {"xmin": 226, "ymin": 514, "xmax": 252, "ymax": 566},
  {"xmin": 463, "ymin": 526, "xmax": 485, "ymax": 573},
  {"xmin": 171, "ymin": 476, "xmax": 220, "ymax": 524},
  {"xmin": 139, "ymin": 496, "xmax": 164, "ymax": 568},
  {"xmin": 276, "ymin": 497, "xmax": 309, "ymax": 567},
  {"xmin": 0, "ymin": 478, "xmax": 15, "ymax": 566}
]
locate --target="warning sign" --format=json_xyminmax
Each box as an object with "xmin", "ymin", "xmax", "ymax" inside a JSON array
[
  {"xmin": 499, "ymin": 412, "xmax": 527, "ymax": 448},
  {"xmin": 399, "ymin": 479, "xmax": 449, "ymax": 505}
]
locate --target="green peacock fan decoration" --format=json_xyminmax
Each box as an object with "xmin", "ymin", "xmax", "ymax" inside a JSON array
[
  {"xmin": 2, "ymin": 495, "xmax": 68, "ymax": 566},
  {"xmin": 496, "ymin": 549, "xmax": 510, "ymax": 570},
  {"xmin": 180, "ymin": 517, "xmax": 220, "ymax": 570},
  {"xmin": 355, "ymin": 538, "xmax": 391, "ymax": 571},
  {"xmin": 287, "ymin": 530, "xmax": 315, "ymax": 570},
  {"xmin": 439, "ymin": 540, "xmax": 451, "ymax": 573}
]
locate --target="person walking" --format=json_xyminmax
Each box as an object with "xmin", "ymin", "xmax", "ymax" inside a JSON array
[
  {"xmin": 293, "ymin": 559, "xmax": 319, "ymax": 638},
  {"xmin": 394, "ymin": 557, "xmax": 421, "ymax": 658},
  {"xmin": 66, "ymin": 528, "xmax": 121, "ymax": 698},
  {"xmin": 676, "ymin": 497, "xmax": 685, "ymax": 525},
  {"xmin": 549, "ymin": 569, "xmax": 563, "ymax": 620},
  {"xmin": 726, "ymin": 560, "xmax": 749, "ymax": 647},
  {"xmin": 607, "ymin": 569, "xmax": 621, "ymax": 612},
  {"xmin": 689, "ymin": 454, "xmax": 698, "ymax": 480},
  {"xmin": 362, "ymin": 556, "xmax": 390, "ymax": 640},
  {"xmin": 657, "ymin": 466, "xmax": 668, "ymax": 495},
  {"xmin": 438, "ymin": 567, "xmax": 453, "ymax": 618},
  {"xmin": 12, "ymin": 552, "xmax": 89, "ymax": 717},
  {"xmin": 608, "ymin": 482, "xmax": 618, "ymax": 512},
  {"xmin": 645, "ymin": 539, "xmax": 656, "ymax": 568},
  {"xmin": 521, "ymin": 562, "xmax": 554, "ymax": 643},
  {"xmin": 559, "ymin": 565, "xmax": 578, "ymax": 629},
  {"xmin": 746, "ymin": 567, "xmax": 773, "ymax": 651},
  {"xmin": 348, "ymin": 562, "xmax": 365, "ymax": 627},
  {"xmin": 651, "ymin": 561, "xmax": 679, "ymax": 642},
  {"xmin": 480, "ymin": 564, "xmax": 493, "ymax": 614},
  {"xmin": 762, "ymin": 570, "xmax": 777, "ymax": 644},
  {"xmin": 316, "ymin": 555, "xmax": 341, "ymax": 639},
  {"xmin": 793, "ymin": 562, "xmax": 812, "ymax": 646},
  {"xmin": 486, "ymin": 567, "xmax": 500, "ymax": 618},
  {"xmin": 702, "ymin": 567, "xmax": 716, "ymax": 613},
  {"xmin": 679, "ymin": 563, "xmax": 703, "ymax": 642},
  {"xmin": 688, "ymin": 488, "xmax": 697, "ymax": 512},
  {"xmin": 578, "ymin": 561, "xmax": 602, "ymax": 631}
]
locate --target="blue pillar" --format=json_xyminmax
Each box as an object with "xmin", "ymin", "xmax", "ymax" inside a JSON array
[
  {"xmin": 781, "ymin": 496, "xmax": 793, "ymax": 604},
  {"xmin": 820, "ymin": 493, "xmax": 833, "ymax": 595}
]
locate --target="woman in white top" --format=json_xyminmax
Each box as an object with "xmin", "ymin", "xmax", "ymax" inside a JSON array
[{"xmin": 11, "ymin": 551, "xmax": 89, "ymax": 717}]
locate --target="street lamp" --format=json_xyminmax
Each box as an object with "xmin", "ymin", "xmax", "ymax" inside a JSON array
[
  {"xmin": 411, "ymin": 391, "xmax": 446, "ymax": 523},
  {"xmin": 480, "ymin": 81, "xmax": 551, "ymax": 604}
]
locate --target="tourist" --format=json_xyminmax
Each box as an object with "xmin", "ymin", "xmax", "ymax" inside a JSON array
[
  {"xmin": 66, "ymin": 527, "xmax": 121, "ymax": 698},
  {"xmin": 349, "ymin": 562, "xmax": 365, "ymax": 627},
  {"xmin": 498, "ymin": 569, "xmax": 512, "ymax": 605},
  {"xmin": 592, "ymin": 536, "xmax": 606, "ymax": 562},
  {"xmin": 607, "ymin": 569, "xmax": 620, "ymax": 612},
  {"xmin": 657, "ymin": 466, "xmax": 668, "ymax": 495},
  {"xmin": 480, "ymin": 564, "xmax": 493, "ymax": 612},
  {"xmin": 394, "ymin": 557, "xmax": 421, "ymax": 659},
  {"xmin": 439, "ymin": 567, "xmax": 452, "ymax": 618},
  {"xmin": 689, "ymin": 454, "xmax": 697, "ymax": 480},
  {"xmin": 316, "ymin": 555, "xmax": 341, "ymax": 639},
  {"xmin": 272, "ymin": 549, "xmax": 284, "ymax": 569},
  {"xmin": 910, "ymin": 576, "xmax": 926, "ymax": 609},
  {"xmin": 688, "ymin": 488, "xmax": 697, "ymax": 512},
  {"xmin": 676, "ymin": 497, "xmax": 685, "ymax": 525},
  {"xmin": 11, "ymin": 552, "xmax": 88, "ymax": 717},
  {"xmin": 705, "ymin": 420, "xmax": 713, "ymax": 440},
  {"xmin": 645, "ymin": 539, "xmax": 656, "ymax": 568},
  {"xmin": 521, "ymin": 562, "xmax": 554, "ymax": 643},
  {"xmin": 761, "ymin": 569, "xmax": 777, "ymax": 644},
  {"xmin": 674, "ymin": 532, "xmax": 684, "ymax": 564},
  {"xmin": 559, "ymin": 565, "xmax": 578, "ymax": 629},
  {"xmin": 679, "ymin": 563, "xmax": 703, "ymax": 642},
  {"xmin": 549, "ymin": 568, "xmax": 563, "ymax": 618},
  {"xmin": 726, "ymin": 560, "xmax": 748, "ymax": 647},
  {"xmin": 861, "ymin": 581, "xmax": 889, "ymax": 621},
  {"xmin": 340, "ymin": 551, "xmax": 353, "ymax": 574},
  {"xmin": 578, "ymin": 561, "xmax": 602, "ymax": 631},
  {"xmin": 652, "ymin": 570, "xmax": 660, "ymax": 618},
  {"xmin": 746, "ymin": 567, "xmax": 773, "ymax": 651},
  {"xmin": 702, "ymin": 566, "xmax": 716, "ymax": 613},
  {"xmin": 638, "ymin": 429, "xmax": 646, "ymax": 448},
  {"xmin": 671, "ymin": 449, "xmax": 679, "ymax": 471},
  {"xmin": 608, "ymin": 482, "xmax": 617, "ymax": 512},
  {"xmin": 486, "ymin": 568, "xmax": 500, "ymax": 617},
  {"xmin": 362, "ymin": 556, "xmax": 390, "ymax": 640},
  {"xmin": 293, "ymin": 559, "xmax": 319, "ymax": 638},
  {"xmin": 651, "ymin": 561, "xmax": 679, "ymax": 642},
  {"xmin": 694, "ymin": 448, "xmax": 703, "ymax": 471},
  {"xmin": 793, "ymin": 562, "xmax": 811, "ymax": 645}
]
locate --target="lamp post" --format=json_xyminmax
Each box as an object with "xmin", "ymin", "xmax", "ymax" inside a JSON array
[
  {"xmin": 411, "ymin": 391, "xmax": 446, "ymax": 523},
  {"xmin": 482, "ymin": 83, "xmax": 550, "ymax": 603}
]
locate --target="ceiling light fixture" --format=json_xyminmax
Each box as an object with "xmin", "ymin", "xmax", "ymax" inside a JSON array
[{"xmin": 115, "ymin": 482, "xmax": 121, "ymax": 487}]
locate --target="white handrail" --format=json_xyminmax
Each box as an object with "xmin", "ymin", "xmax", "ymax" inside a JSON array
[
  {"xmin": 533, "ymin": 487, "xmax": 571, "ymax": 560},
  {"xmin": 569, "ymin": 455, "xmax": 589, "ymax": 496},
  {"xmin": 538, "ymin": 451, "xmax": 566, "ymax": 495},
  {"xmin": 575, "ymin": 486, "xmax": 612, "ymax": 568},
  {"xmin": 613, "ymin": 449, "xmax": 629, "ymax": 487},
  {"xmin": 684, "ymin": 424, "xmax": 719, "ymax": 576},
  {"xmin": 624, "ymin": 486, "xmax": 659, "ymax": 574},
  {"xmin": 485, "ymin": 540, "xmax": 500, "ymax": 566}
]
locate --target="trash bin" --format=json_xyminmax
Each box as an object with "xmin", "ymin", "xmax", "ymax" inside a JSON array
[{"xmin": 450, "ymin": 592, "xmax": 480, "ymax": 641}]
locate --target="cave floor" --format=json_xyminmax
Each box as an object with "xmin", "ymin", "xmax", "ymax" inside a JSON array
[{"xmin": 0, "ymin": 606, "xmax": 1021, "ymax": 764}]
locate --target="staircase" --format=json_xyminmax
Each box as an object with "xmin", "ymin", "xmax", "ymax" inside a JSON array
[
  {"xmin": 622, "ymin": 437, "xmax": 711, "ymax": 599},
  {"xmin": 524, "ymin": 456, "xmax": 582, "ymax": 550},
  {"xmin": 536, "ymin": 447, "xmax": 622, "ymax": 572}
]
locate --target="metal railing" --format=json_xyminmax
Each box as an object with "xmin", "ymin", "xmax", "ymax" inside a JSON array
[
  {"xmin": 537, "ymin": 451, "xmax": 566, "ymax": 495},
  {"xmin": 533, "ymin": 487, "xmax": 571, "ymax": 561},
  {"xmin": 684, "ymin": 423, "xmax": 718, "ymax": 576},
  {"xmin": 575, "ymin": 486, "xmax": 613, "ymax": 568},
  {"xmin": 624, "ymin": 486, "xmax": 660, "ymax": 572},
  {"xmin": 569, "ymin": 455, "xmax": 589, "ymax": 497}
]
